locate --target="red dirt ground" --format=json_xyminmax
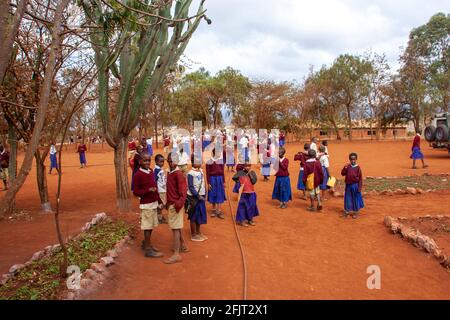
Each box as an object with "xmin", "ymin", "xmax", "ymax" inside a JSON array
[{"xmin": 1, "ymin": 140, "xmax": 449, "ymax": 299}]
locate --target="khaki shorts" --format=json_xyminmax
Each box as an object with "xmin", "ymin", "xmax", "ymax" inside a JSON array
[
  {"xmin": 0, "ymin": 168, "xmax": 8, "ymax": 181},
  {"xmin": 168, "ymin": 205, "xmax": 184, "ymax": 230},
  {"xmin": 141, "ymin": 208, "xmax": 159, "ymax": 230},
  {"xmin": 159, "ymin": 192, "xmax": 167, "ymax": 205}
]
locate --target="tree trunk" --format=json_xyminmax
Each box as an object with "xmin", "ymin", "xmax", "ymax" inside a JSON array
[
  {"xmin": 7, "ymin": 121, "xmax": 17, "ymax": 183},
  {"xmin": 35, "ymin": 149, "xmax": 52, "ymax": 212},
  {"xmin": 0, "ymin": 0, "xmax": 27, "ymax": 84},
  {"xmin": 330, "ymin": 119, "xmax": 342, "ymax": 140},
  {"xmin": 346, "ymin": 105, "xmax": 353, "ymax": 141},
  {"xmin": 154, "ymin": 116, "xmax": 158, "ymax": 149},
  {"xmin": 0, "ymin": 0, "xmax": 69, "ymax": 217},
  {"xmin": 113, "ymin": 136, "xmax": 131, "ymax": 212}
]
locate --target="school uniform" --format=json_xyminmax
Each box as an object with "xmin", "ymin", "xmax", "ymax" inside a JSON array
[
  {"xmin": 235, "ymin": 174, "xmax": 259, "ymax": 223},
  {"xmin": 319, "ymin": 153, "xmax": 330, "ymax": 190},
  {"xmin": 260, "ymin": 150, "xmax": 271, "ymax": 177},
  {"xmin": 0, "ymin": 149, "xmax": 10, "ymax": 181},
  {"xmin": 233, "ymin": 164, "xmax": 246, "ymax": 193},
  {"xmin": 133, "ymin": 168, "xmax": 162, "ymax": 230},
  {"xmin": 163, "ymin": 137, "xmax": 170, "ymax": 153},
  {"xmin": 166, "ymin": 167, "xmax": 188, "ymax": 230},
  {"xmin": 239, "ymin": 136, "xmax": 249, "ymax": 162},
  {"xmin": 410, "ymin": 134, "xmax": 424, "ymax": 159},
  {"xmin": 187, "ymin": 168, "xmax": 207, "ymax": 225},
  {"xmin": 272, "ymin": 157, "xmax": 292, "ymax": 202},
  {"xmin": 50, "ymin": 145, "xmax": 58, "ymax": 169},
  {"xmin": 77, "ymin": 144, "xmax": 87, "ymax": 165},
  {"xmin": 279, "ymin": 133, "xmax": 286, "ymax": 147},
  {"xmin": 302, "ymin": 158, "xmax": 324, "ymax": 196},
  {"xmin": 341, "ymin": 164, "xmax": 364, "ymax": 212},
  {"xmin": 206, "ymin": 159, "xmax": 226, "ymax": 204},
  {"xmin": 294, "ymin": 152, "xmax": 307, "ymax": 190}
]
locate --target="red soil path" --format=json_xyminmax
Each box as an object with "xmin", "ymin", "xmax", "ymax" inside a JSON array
[{"xmin": 1, "ymin": 140, "xmax": 449, "ymax": 299}]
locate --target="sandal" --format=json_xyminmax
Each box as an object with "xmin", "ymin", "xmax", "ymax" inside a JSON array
[
  {"xmin": 237, "ymin": 221, "xmax": 249, "ymax": 227},
  {"xmin": 216, "ymin": 212, "xmax": 225, "ymax": 219},
  {"xmin": 199, "ymin": 233, "xmax": 208, "ymax": 240},
  {"xmin": 307, "ymin": 206, "xmax": 316, "ymax": 212},
  {"xmin": 191, "ymin": 235, "xmax": 204, "ymax": 242},
  {"xmin": 340, "ymin": 211, "xmax": 350, "ymax": 218},
  {"xmin": 248, "ymin": 220, "xmax": 256, "ymax": 226},
  {"xmin": 210, "ymin": 210, "xmax": 217, "ymax": 218},
  {"xmin": 163, "ymin": 255, "xmax": 182, "ymax": 264},
  {"xmin": 145, "ymin": 249, "xmax": 164, "ymax": 258},
  {"xmin": 141, "ymin": 240, "xmax": 159, "ymax": 252}
]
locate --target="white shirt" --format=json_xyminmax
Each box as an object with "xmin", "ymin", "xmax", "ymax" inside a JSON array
[
  {"xmin": 310, "ymin": 142, "xmax": 317, "ymax": 153},
  {"xmin": 319, "ymin": 154, "xmax": 330, "ymax": 168},
  {"xmin": 239, "ymin": 136, "xmax": 249, "ymax": 148},
  {"xmin": 187, "ymin": 168, "xmax": 206, "ymax": 196},
  {"xmin": 182, "ymin": 135, "xmax": 190, "ymax": 144},
  {"xmin": 50, "ymin": 145, "xmax": 57, "ymax": 155},
  {"xmin": 146, "ymin": 138, "xmax": 152, "ymax": 146}
]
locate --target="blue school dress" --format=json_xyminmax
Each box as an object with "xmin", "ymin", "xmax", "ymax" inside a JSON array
[
  {"xmin": 297, "ymin": 169, "xmax": 305, "ymax": 190},
  {"xmin": 147, "ymin": 144, "xmax": 153, "ymax": 156},
  {"xmin": 50, "ymin": 153, "xmax": 58, "ymax": 169},
  {"xmin": 207, "ymin": 176, "xmax": 226, "ymax": 204},
  {"xmin": 79, "ymin": 152, "xmax": 86, "ymax": 165},
  {"xmin": 236, "ymin": 193, "xmax": 259, "ymax": 222},
  {"xmin": 344, "ymin": 183, "xmax": 365, "ymax": 212},
  {"xmin": 272, "ymin": 176, "xmax": 292, "ymax": 202},
  {"xmin": 320, "ymin": 166, "xmax": 329, "ymax": 190},
  {"xmin": 410, "ymin": 147, "xmax": 423, "ymax": 160}
]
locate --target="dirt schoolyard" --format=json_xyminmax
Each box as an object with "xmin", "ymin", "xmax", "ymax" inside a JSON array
[{"xmin": 1, "ymin": 139, "xmax": 449, "ymax": 299}]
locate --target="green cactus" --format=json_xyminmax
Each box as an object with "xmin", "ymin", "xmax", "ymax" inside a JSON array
[{"xmin": 80, "ymin": 0, "xmax": 209, "ymax": 211}]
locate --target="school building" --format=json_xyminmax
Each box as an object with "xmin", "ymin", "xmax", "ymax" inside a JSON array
[{"xmin": 286, "ymin": 120, "xmax": 415, "ymax": 142}]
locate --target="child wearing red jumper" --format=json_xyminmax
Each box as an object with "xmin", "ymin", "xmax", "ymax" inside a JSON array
[
  {"xmin": 133, "ymin": 154, "xmax": 164, "ymax": 258},
  {"xmin": 341, "ymin": 152, "xmax": 364, "ymax": 219},
  {"xmin": 165, "ymin": 152, "xmax": 189, "ymax": 264},
  {"xmin": 302, "ymin": 149, "xmax": 324, "ymax": 212}
]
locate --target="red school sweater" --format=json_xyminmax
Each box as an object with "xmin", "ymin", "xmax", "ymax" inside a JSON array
[
  {"xmin": 302, "ymin": 158, "xmax": 324, "ymax": 188},
  {"xmin": 133, "ymin": 168, "xmax": 162, "ymax": 205},
  {"xmin": 166, "ymin": 168, "xmax": 188, "ymax": 212}
]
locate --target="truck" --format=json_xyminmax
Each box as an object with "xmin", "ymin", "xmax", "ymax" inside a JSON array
[{"xmin": 424, "ymin": 113, "xmax": 450, "ymax": 153}]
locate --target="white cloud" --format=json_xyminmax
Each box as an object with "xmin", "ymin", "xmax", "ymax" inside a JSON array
[{"xmin": 184, "ymin": 0, "xmax": 449, "ymax": 80}]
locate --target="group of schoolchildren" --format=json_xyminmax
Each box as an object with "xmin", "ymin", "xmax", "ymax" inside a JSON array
[
  {"xmin": 271, "ymin": 137, "xmax": 364, "ymax": 219},
  {"xmin": 131, "ymin": 132, "xmax": 366, "ymax": 263}
]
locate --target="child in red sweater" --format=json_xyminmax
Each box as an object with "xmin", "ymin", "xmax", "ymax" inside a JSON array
[
  {"xmin": 165, "ymin": 152, "xmax": 189, "ymax": 264},
  {"xmin": 133, "ymin": 154, "xmax": 164, "ymax": 258},
  {"xmin": 341, "ymin": 152, "xmax": 364, "ymax": 219},
  {"xmin": 302, "ymin": 149, "xmax": 324, "ymax": 212}
]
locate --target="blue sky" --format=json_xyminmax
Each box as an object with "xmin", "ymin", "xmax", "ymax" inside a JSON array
[{"xmin": 184, "ymin": 0, "xmax": 449, "ymax": 81}]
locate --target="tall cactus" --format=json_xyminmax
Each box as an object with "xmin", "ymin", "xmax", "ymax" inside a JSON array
[{"xmin": 80, "ymin": 0, "xmax": 209, "ymax": 212}]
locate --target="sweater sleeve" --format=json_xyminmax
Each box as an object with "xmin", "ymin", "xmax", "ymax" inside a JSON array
[
  {"xmin": 174, "ymin": 172, "xmax": 188, "ymax": 212},
  {"xmin": 132, "ymin": 173, "xmax": 148, "ymax": 198},
  {"xmin": 316, "ymin": 161, "xmax": 324, "ymax": 187},
  {"xmin": 294, "ymin": 153, "xmax": 301, "ymax": 161},
  {"xmin": 341, "ymin": 166, "xmax": 348, "ymax": 177},
  {"xmin": 205, "ymin": 164, "xmax": 211, "ymax": 185}
]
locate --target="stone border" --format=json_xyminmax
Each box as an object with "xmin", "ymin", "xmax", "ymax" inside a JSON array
[
  {"xmin": 0, "ymin": 213, "xmax": 108, "ymax": 287},
  {"xmin": 384, "ymin": 215, "xmax": 450, "ymax": 270},
  {"xmin": 64, "ymin": 234, "xmax": 131, "ymax": 300},
  {"xmin": 346, "ymin": 173, "xmax": 449, "ymax": 198}
]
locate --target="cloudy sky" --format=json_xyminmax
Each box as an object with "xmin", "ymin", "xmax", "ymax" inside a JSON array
[{"xmin": 184, "ymin": 0, "xmax": 449, "ymax": 82}]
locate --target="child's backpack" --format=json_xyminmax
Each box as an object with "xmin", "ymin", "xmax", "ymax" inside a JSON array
[
  {"xmin": 306, "ymin": 173, "xmax": 315, "ymax": 190},
  {"xmin": 249, "ymin": 170, "xmax": 258, "ymax": 185}
]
